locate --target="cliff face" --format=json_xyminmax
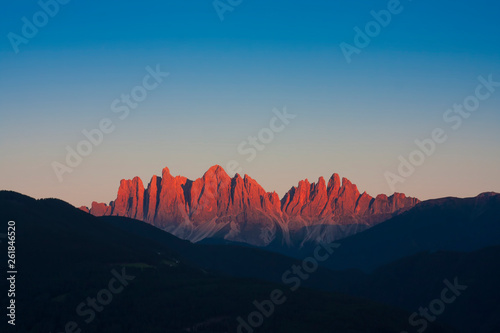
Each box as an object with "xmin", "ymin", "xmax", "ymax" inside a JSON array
[
  {"xmin": 281, "ymin": 174, "xmax": 419, "ymax": 229},
  {"xmin": 80, "ymin": 166, "xmax": 419, "ymax": 246}
]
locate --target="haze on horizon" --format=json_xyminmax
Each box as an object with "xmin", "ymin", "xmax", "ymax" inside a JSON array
[{"xmin": 1, "ymin": 0, "xmax": 499, "ymax": 207}]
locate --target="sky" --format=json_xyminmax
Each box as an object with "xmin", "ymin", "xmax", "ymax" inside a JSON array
[{"xmin": 1, "ymin": 0, "xmax": 499, "ymax": 207}]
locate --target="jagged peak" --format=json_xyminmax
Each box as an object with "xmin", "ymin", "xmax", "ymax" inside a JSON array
[
  {"xmin": 327, "ymin": 173, "xmax": 341, "ymax": 191},
  {"xmin": 84, "ymin": 167, "xmax": 420, "ymax": 235},
  {"xmin": 341, "ymin": 177, "xmax": 352, "ymax": 187},
  {"xmin": 329, "ymin": 173, "xmax": 341, "ymax": 182},
  {"xmin": 162, "ymin": 166, "xmax": 172, "ymax": 178},
  {"xmin": 376, "ymin": 194, "xmax": 389, "ymax": 201},
  {"xmin": 119, "ymin": 176, "xmax": 144, "ymax": 187},
  {"xmin": 243, "ymin": 174, "xmax": 260, "ymax": 186},
  {"xmin": 204, "ymin": 165, "xmax": 230, "ymax": 180},
  {"xmin": 207, "ymin": 164, "xmax": 224, "ymax": 172},
  {"xmin": 297, "ymin": 179, "xmax": 311, "ymax": 189},
  {"xmin": 313, "ymin": 176, "xmax": 327, "ymax": 191},
  {"xmin": 146, "ymin": 174, "xmax": 161, "ymax": 191},
  {"xmin": 149, "ymin": 174, "xmax": 160, "ymax": 182}
]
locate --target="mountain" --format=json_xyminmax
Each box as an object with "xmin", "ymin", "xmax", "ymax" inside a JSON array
[
  {"xmin": 96, "ymin": 191, "xmax": 500, "ymax": 333},
  {"xmin": 1, "ymin": 190, "xmax": 451, "ymax": 333},
  {"xmin": 80, "ymin": 165, "xmax": 419, "ymax": 246},
  {"xmin": 330, "ymin": 246, "xmax": 500, "ymax": 333},
  {"xmin": 5, "ymin": 189, "xmax": 499, "ymax": 332},
  {"xmin": 102, "ymin": 215, "xmax": 500, "ymax": 333},
  {"xmin": 319, "ymin": 192, "xmax": 500, "ymax": 272}
]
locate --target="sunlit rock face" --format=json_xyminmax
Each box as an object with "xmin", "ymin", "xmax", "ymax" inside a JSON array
[{"xmin": 81, "ymin": 165, "xmax": 419, "ymax": 247}]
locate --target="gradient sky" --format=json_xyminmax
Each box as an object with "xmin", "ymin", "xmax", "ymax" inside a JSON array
[{"xmin": 1, "ymin": 0, "xmax": 499, "ymax": 207}]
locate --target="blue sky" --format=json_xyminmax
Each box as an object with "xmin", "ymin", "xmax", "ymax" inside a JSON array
[{"xmin": 1, "ymin": 0, "xmax": 499, "ymax": 206}]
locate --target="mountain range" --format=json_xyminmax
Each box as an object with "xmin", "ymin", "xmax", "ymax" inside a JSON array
[
  {"xmin": 80, "ymin": 165, "xmax": 419, "ymax": 246},
  {"xmin": 0, "ymin": 190, "xmax": 450, "ymax": 333},
  {"xmin": 3, "ymin": 189, "xmax": 500, "ymax": 332}
]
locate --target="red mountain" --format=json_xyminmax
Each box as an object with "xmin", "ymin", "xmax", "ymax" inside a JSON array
[
  {"xmin": 282, "ymin": 173, "xmax": 418, "ymax": 228},
  {"xmin": 80, "ymin": 165, "xmax": 419, "ymax": 246}
]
